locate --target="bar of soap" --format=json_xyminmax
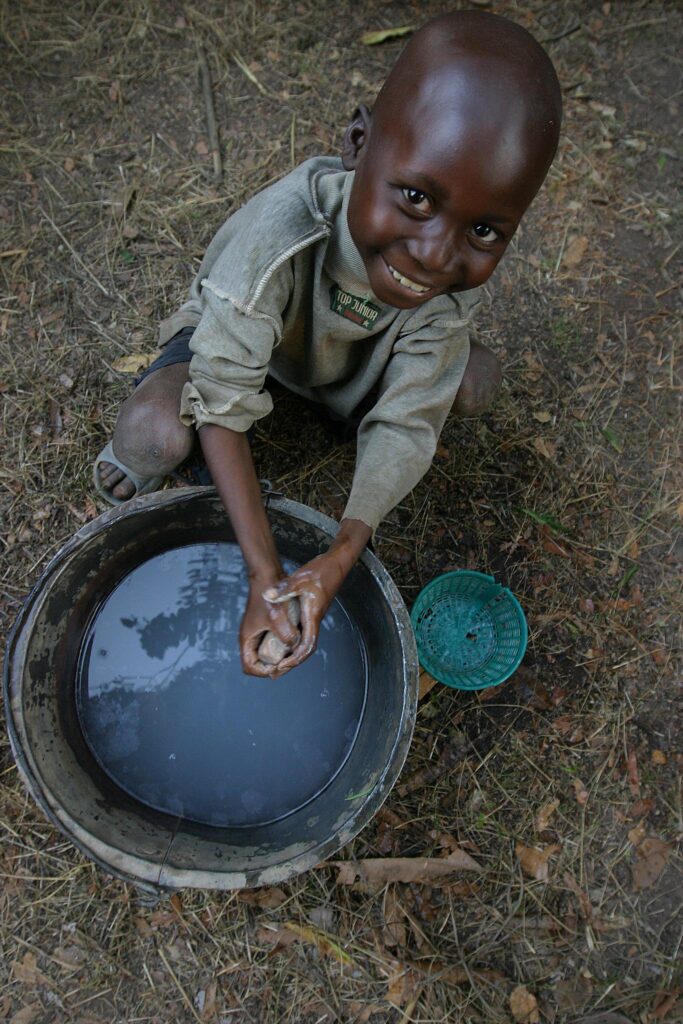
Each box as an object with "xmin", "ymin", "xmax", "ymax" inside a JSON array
[{"xmin": 257, "ymin": 597, "xmax": 301, "ymax": 666}]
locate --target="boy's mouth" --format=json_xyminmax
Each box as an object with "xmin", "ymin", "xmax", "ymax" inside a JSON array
[{"xmin": 385, "ymin": 261, "xmax": 432, "ymax": 294}]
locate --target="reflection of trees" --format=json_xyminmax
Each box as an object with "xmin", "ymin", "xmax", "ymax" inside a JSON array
[{"xmin": 120, "ymin": 546, "xmax": 243, "ymax": 662}]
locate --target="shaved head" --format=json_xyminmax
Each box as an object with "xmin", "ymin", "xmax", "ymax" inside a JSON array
[{"xmin": 372, "ymin": 11, "xmax": 562, "ymax": 187}]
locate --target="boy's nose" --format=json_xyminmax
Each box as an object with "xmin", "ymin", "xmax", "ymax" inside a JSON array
[{"xmin": 407, "ymin": 229, "xmax": 462, "ymax": 280}]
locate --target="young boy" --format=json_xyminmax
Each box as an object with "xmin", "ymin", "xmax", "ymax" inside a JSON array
[{"xmin": 95, "ymin": 11, "xmax": 562, "ymax": 678}]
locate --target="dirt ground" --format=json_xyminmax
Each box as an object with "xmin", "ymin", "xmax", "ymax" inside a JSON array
[{"xmin": 0, "ymin": 1, "xmax": 681, "ymax": 1022}]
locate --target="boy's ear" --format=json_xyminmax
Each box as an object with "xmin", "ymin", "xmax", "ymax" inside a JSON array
[{"xmin": 341, "ymin": 104, "xmax": 371, "ymax": 170}]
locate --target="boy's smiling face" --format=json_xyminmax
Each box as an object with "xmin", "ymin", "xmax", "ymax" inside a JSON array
[{"xmin": 342, "ymin": 17, "xmax": 561, "ymax": 309}]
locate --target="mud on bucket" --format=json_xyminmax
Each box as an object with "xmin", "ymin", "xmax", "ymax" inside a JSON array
[{"xmin": 4, "ymin": 488, "xmax": 418, "ymax": 895}]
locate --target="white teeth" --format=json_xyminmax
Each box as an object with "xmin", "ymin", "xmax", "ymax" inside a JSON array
[{"xmin": 388, "ymin": 264, "xmax": 429, "ymax": 293}]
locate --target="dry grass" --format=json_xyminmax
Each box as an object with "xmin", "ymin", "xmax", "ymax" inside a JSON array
[{"xmin": 1, "ymin": 1, "xmax": 681, "ymax": 1022}]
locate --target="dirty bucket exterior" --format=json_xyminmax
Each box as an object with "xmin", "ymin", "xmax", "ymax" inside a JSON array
[{"xmin": 4, "ymin": 488, "xmax": 418, "ymax": 895}]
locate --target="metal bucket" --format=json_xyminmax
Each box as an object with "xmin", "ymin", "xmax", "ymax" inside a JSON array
[{"xmin": 4, "ymin": 488, "xmax": 418, "ymax": 895}]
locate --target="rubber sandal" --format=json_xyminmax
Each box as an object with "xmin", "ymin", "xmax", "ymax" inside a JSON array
[{"xmin": 93, "ymin": 440, "xmax": 165, "ymax": 506}]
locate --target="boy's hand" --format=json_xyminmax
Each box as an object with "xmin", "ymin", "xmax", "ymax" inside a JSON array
[
  {"xmin": 241, "ymin": 573, "xmax": 301, "ymax": 677},
  {"xmin": 260, "ymin": 518, "xmax": 373, "ymax": 678}
]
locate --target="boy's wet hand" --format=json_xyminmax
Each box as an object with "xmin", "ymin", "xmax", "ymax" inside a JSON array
[
  {"xmin": 240, "ymin": 580, "xmax": 300, "ymax": 677},
  {"xmin": 261, "ymin": 552, "xmax": 348, "ymax": 676}
]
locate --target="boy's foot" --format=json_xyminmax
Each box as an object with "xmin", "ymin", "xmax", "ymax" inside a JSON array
[{"xmin": 94, "ymin": 440, "xmax": 165, "ymax": 504}]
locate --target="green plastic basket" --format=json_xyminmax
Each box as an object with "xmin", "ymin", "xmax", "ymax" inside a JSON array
[{"xmin": 410, "ymin": 571, "xmax": 527, "ymax": 690}]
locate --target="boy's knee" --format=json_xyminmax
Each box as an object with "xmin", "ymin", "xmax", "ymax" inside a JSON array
[
  {"xmin": 453, "ymin": 340, "xmax": 502, "ymax": 418},
  {"xmin": 114, "ymin": 392, "xmax": 193, "ymax": 472}
]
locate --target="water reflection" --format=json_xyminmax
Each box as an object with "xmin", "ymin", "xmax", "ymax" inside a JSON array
[{"xmin": 77, "ymin": 543, "xmax": 367, "ymax": 828}]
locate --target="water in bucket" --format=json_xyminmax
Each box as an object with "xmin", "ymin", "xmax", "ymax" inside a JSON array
[{"xmin": 76, "ymin": 542, "xmax": 367, "ymax": 828}]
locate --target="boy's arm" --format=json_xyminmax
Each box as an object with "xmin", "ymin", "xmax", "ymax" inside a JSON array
[
  {"xmin": 199, "ymin": 423, "xmax": 371, "ymax": 676},
  {"xmin": 199, "ymin": 424, "xmax": 298, "ymax": 676}
]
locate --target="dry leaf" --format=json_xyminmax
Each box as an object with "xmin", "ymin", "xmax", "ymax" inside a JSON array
[
  {"xmin": 13, "ymin": 953, "xmax": 49, "ymax": 987},
  {"xmin": 201, "ymin": 979, "xmax": 217, "ymax": 1020},
  {"xmin": 628, "ymin": 822, "xmax": 647, "ymax": 847},
  {"xmin": 64, "ymin": 157, "xmax": 76, "ymax": 172},
  {"xmin": 533, "ymin": 437, "xmax": 555, "ymax": 460},
  {"xmin": 626, "ymin": 749, "xmax": 640, "ymax": 796},
  {"xmin": 572, "ymin": 779, "xmax": 589, "ymax": 806},
  {"xmin": 361, "ymin": 25, "xmax": 414, "ymax": 45},
  {"xmin": 563, "ymin": 235, "xmax": 588, "ymax": 268},
  {"xmin": 238, "ymin": 887, "xmax": 287, "ymax": 909},
  {"xmin": 516, "ymin": 843, "xmax": 560, "ymax": 881},
  {"xmin": 195, "ymin": 139, "xmax": 209, "ymax": 155},
  {"xmin": 382, "ymin": 885, "xmax": 407, "ymax": 948},
  {"xmin": 535, "ymin": 798, "xmax": 560, "ymax": 833},
  {"xmin": 282, "ymin": 923, "xmax": 353, "ymax": 966},
  {"xmin": 52, "ymin": 945, "xmax": 86, "ymax": 970},
  {"xmin": 334, "ymin": 849, "xmax": 481, "ymax": 886},
  {"xmin": 552, "ymin": 974, "xmax": 593, "ymax": 1013},
  {"xmin": 632, "ymin": 836, "xmax": 672, "ymax": 890},
  {"xmin": 651, "ymin": 749, "xmax": 667, "ymax": 766},
  {"xmin": 111, "ymin": 353, "xmax": 155, "ymax": 374},
  {"xmin": 533, "ymin": 410, "xmax": 552, "ymax": 423},
  {"xmin": 108, "ymin": 80, "xmax": 121, "ymax": 103},
  {"xmin": 386, "ymin": 965, "xmax": 421, "ymax": 1008},
  {"xmin": 255, "ymin": 925, "xmax": 297, "ymax": 950},
  {"xmin": 510, "ymin": 985, "xmax": 540, "ymax": 1023},
  {"xmin": 10, "ymin": 1007, "xmax": 40, "ymax": 1024}
]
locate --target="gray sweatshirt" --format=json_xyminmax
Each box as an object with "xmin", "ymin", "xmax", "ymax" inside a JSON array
[{"xmin": 160, "ymin": 157, "xmax": 480, "ymax": 531}]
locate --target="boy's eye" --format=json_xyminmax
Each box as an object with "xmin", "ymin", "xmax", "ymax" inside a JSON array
[
  {"xmin": 472, "ymin": 223, "xmax": 498, "ymax": 243},
  {"xmin": 402, "ymin": 187, "xmax": 431, "ymax": 213}
]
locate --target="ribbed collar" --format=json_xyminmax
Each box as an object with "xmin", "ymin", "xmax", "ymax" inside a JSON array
[{"xmin": 324, "ymin": 171, "xmax": 378, "ymax": 300}]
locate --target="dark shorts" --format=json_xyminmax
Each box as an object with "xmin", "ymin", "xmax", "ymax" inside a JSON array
[{"xmin": 134, "ymin": 327, "xmax": 197, "ymax": 387}]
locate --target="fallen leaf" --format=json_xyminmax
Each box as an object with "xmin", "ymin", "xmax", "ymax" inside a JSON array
[
  {"xmin": 195, "ymin": 139, "xmax": 209, "ymax": 155},
  {"xmin": 386, "ymin": 964, "xmax": 421, "ymax": 1008},
  {"xmin": 532, "ymin": 410, "xmax": 552, "ymax": 423},
  {"xmin": 201, "ymin": 979, "xmax": 217, "ymax": 1020},
  {"xmin": 552, "ymin": 715, "xmax": 573, "ymax": 735},
  {"xmin": 632, "ymin": 836, "xmax": 672, "ymax": 890},
  {"xmin": 535, "ymin": 798, "xmax": 560, "ymax": 833},
  {"xmin": 361, "ymin": 25, "xmax": 414, "ymax": 45},
  {"xmin": 516, "ymin": 843, "xmax": 560, "ymax": 881},
  {"xmin": 52, "ymin": 945, "xmax": 86, "ymax": 970},
  {"xmin": 10, "ymin": 1007, "xmax": 40, "ymax": 1024},
  {"xmin": 541, "ymin": 530, "xmax": 572, "ymax": 558},
  {"xmin": 626, "ymin": 750, "xmax": 640, "ymax": 796},
  {"xmin": 552, "ymin": 974, "xmax": 593, "ymax": 1013},
  {"xmin": 108, "ymin": 80, "xmax": 121, "ymax": 103},
  {"xmin": 349, "ymin": 1004, "xmax": 386, "ymax": 1022},
  {"xmin": 255, "ymin": 925, "xmax": 297, "ymax": 951},
  {"xmin": 533, "ymin": 437, "xmax": 555, "ymax": 460},
  {"xmin": 572, "ymin": 779, "xmax": 589, "ymax": 806},
  {"xmin": 238, "ymin": 887, "xmax": 287, "ymax": 909},
  {"xmin": 628, "ymin": 822, "xmax": 647, "ymax": 847},
  {"xmin": 651, "ymin": 749, "xmax": 667, "ymax": 766},
  {"xmin": 122, "ymin": 223, "xmax": 139, "ymax": 239},
  {"xmin": 630, "ymin": 797, "xmax": 655, "ymax": 818},
  {"xmin": 510, "ymin": 985, "xmax": 540, "ymax": 1023},
  {"xmin": 333, "ymin": 849, "xmax": 481, "ymax": 886},
  {"xmin": 382, "ymin": 885, "xmax": 407, "ymax": 948},
  {"xmin": 282, "ymin": 923, "xmax": 353, "ymax": 966},
  {"xmin": 64, "ymin": 157, "xmax": 76, "ymax": 172},
  {"xmin": 651, "ymin": 989, "xmax": 681, "ymax": 1020},
  {"xmin": 12, "ymin": 953, "xmax": 49, "ymax": 987},
  {"xmin": 563, "ymin": 235, "xmax": 588, "ymax": 268},
  {"xmin": 111, "ymin": 352, "xmax": 155, "ymax": 374}
]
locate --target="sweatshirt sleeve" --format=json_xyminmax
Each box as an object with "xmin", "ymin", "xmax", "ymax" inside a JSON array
[
  {"xmin": 342, "ymin": 315, "xmax": 471, "ymax": 532},
  {"xmin": 179, "ymin": 263, "xmax": 293, "ymax": 433}
]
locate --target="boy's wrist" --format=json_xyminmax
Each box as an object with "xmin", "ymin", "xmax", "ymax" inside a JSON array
[{"xmin": 326, "ymin": 517, "xmax": 372, "ymax": 576}]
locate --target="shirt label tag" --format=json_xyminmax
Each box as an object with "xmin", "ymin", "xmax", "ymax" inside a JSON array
[{"xmin": 330, "ymin": 285, "xmax": 381, "ymax": 331}]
